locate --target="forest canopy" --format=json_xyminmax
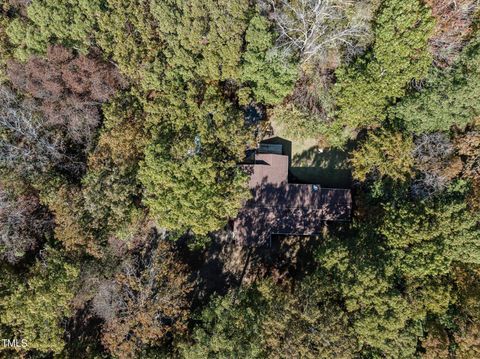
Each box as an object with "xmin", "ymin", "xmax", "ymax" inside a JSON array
[{"xmin": 0, "ymin": 0, "xmax": 479, "ymax": 358}]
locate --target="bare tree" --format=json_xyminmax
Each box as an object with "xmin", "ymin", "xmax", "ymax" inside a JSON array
[
  {"xmin": 91, "ymin": 229, "xmax": 192, "ymax": 358},
  {"xmin": 411, "ymin": 132, "xmax": 462, "ymax": 197},
  {"xmin": 269, "ymin": 0, "xmax": 374, "ymax": 65},
  {"xmin": 0, "ymin": 185, "xmax": 52, "ymax": 264},
  {"xmin": 0, "ymin": 85, "xmax": 64, "ymax": 176},
  {"xmin": 413, "ymin": 132, "xmax": 454, "ymax": 168}
]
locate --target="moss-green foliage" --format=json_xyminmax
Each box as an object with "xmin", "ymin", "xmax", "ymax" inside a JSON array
[
  {"xmin": 261, "ymin": 276, "xmax": 358, "ymax": 359},
  {"xmin": 0, "ymin": 16, "xmax": 11, "ymax": 82},
  {"xmin": 343, "ymin": 267, "xmax": 424, "ymax": 358},
  {"xmin": 241, "ymin": 15, "xmax": 297, "ymax": 105},
  {"xmin": 139, "ymin": 87, "xmax": 250, "ymax": 236},
  {"xmin": 2, "ymin": 0, "xmax": 480, "ymax": 357},
  {"xmin": 96, "ymin": 0, "xmax": 163, "ymax": 84},
  {"xmin": 140, "ymin": 152, "xmax": 248, "ymax": 236},
  {"xmin": 102, "ymin": 1, "xmax": 277, "ymax": 239},
  {"xmin": 395, "ymin": 36, "xmax": 480, "ymax": 134},
  {"xmin": 318, "ymin": 183, "xmax": 479, "ymax": 357},
  {"xmin": 351, "ymin": 130, "xmax": 414, "ymax": 182},
  {"xmin": 94, "ymin": 1, "xmax": 286, "ymax": 240},
  {"xmin": 151, "ymin": 0, "xmax": 250, "ymax": 84},
  {"xmin": 381, "ymin": 188, "xmax": 480, "ymax": 277},
  {"xmin": 182, "ymin": 278, "xmax": 359, "ymax": 359},
  {"xmin": 6, "ymin": 0, "xmax": 101, "ymax": 60},
  {"xmin": 269, "ymin": 103, "xmax": 323, "ymax": 141},
  {"xmin": 179, "ymin": 284, "xmax": 268, "ymax": 359},
  {"xmin": 0, "ymin": 249, "xmax": 79, "ymax": 354},
  {"xmin": 333, "ymin": 0, "xmax": 434, "ymax": 132}
]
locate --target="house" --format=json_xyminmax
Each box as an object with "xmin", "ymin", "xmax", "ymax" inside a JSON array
[{"xmin": 233, "ymin": 143, "xmax": 352, "ymax": 244}]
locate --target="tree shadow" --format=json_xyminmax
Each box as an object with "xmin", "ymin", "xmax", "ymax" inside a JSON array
[
  {"xmin": 176, "ymin": 233, "xmax": 241, "ymax": 310},
  {"xmin": 290, "ymin": 146, "xmax": 352, "ymax": 188},
  {"xmin": 261, "ymin": 234, "xmax": 321, "ymax": 281}
]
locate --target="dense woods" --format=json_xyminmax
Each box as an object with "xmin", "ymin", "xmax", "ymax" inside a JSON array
[{"xmin": 0, "ymin": 0, "xmax": 479, "ymax": 358}]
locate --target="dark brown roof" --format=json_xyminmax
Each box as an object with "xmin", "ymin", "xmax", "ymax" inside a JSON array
[
  {"xmin": 233, "ymin": 152, "xmax": 352, "ymax": 245},
  {"xmin": 242, "ymin": 153, "xmax": 288, "ymax": 188},
  {"xmin": 233, "ymin": 184, "xmax": 351, "ymax": 244}
]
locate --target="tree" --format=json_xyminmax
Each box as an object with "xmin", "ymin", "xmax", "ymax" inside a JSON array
[
  {"xmin": 151, "ymin": 0, "xmax": 251, "ymax": 83},
  {"xmin": 7, "ymin": 45, "xmax": 125, "ymax": 146},
  {"xmin": 425, "ymin": 0, "xmax": 478, "ymax": 67},
  {"xmin": 0, "ymin": 185, "xmax": 52, "ymax": 264},
  {"xmin": 395, "ymin": 36, "xmax": 480, "ymax": 134},
  {"xmin": 451, "ymin": 266, "xmax": 480, "ymax": 358},
  {"xmin": 270, "ymin": 0, "xmax": 375, "ymax": 66},
  {"xmin": 42, "ymin": 183, "xmax": 101, "ymax": 257},
  {"xmin": 380, "ymin": 191, "xmax": 480, "ymax": 278},
  {"xmin": 179, "ymin": 283, "xmax": 269, "ymax": 359},
  {"xmin": 315, "ymin": 180, "xmax": 480, "ymax": 357},
  {"xmin": 453, "ymin": 123, "xmax": 479, "ymax": 181},
  {"xmin": 350, "ymin": 130, "xmax": 414, "ymax": 182},
  {"xmin": 140, "ymin": 147, "xmax": 248, "ymax": 236},
  {"xmin": 82, "ymin": 93, "xmax": 146, "ymax": 237},
  {"xmin": 344, "ymin": 270, "xmax": 423, "ymax": 358},
  {"xmin": 411, "ymin": 132, "xmax": 463, "ymax": 197},
  {"xmin": 268, "ymin": 102, "xmax": 323, "ymax": 141},
  {"xmin": 181, "ymin": 276, "xmax": 359, "ymax": 359},
  {"xmin": 333, "ymin": 0, "xmax": 434, "ymax": 133},
  {"xmin": 5, "ymin": 0, "xmax": 102, "ymax": 60},
  {"xmin": 317, "ymin": 227, "xmax": 453, "ymax": 357},
  {"xmin": 92, "ymin": 231, "xmax": 192, "ymax": 359},
  {"xmin": 0, "ymin": 85, "xmax": 63, "ymax": 179},
  {"xmin": 261, "ymin": 276, "xmax": 358, "ymax": 359},
  {"xmin": 139, "ymin": 87, "xmax": 251, "ymax": 237},
  {"xmin": 0, "ymin": 248, "xmax": 79, "ymax": 354},
  {"xmin": 453, "ymin": 124, "xmax": 480, "ymax": 210},
  {"xmin": 96, "ymin": 0, "xmax": 163, "ymax": 84},
  {"xmin": 240, "ymin": 14, "xmax": 297, "ymax": 105},
  {"xmin": 420, "ymin": 322, "xmax": 451, "ymax": 359}
]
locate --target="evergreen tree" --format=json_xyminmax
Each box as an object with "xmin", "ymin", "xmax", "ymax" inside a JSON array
[
  {"xmin": 139, "ymin": 87, "xmax": 251, "ymax": 237},
  {"xmin": 395, "ymin": 36, "xmax": 480, "ymax": 133},
  {"xmin": 6, "ymin": 0, "xmax": 101, "ymax": 60},
  {"xmin": 333, "ymin": 0, "xmax": 434, "ymax": 134},
  {"xmin": 350, "ymin": 130, "xmax": 414, "ymax": 182},
  {"xmin": 0, "ymin": 248, "xmax": 79, "ymax": 354},
  {"xmin": 240, "ymin": 15, "xmax": 297, "ymax": 105}
]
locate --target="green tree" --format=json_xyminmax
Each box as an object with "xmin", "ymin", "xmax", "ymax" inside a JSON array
[
  {"xmin": 333, "ymin": 0, "xmax": 434, "ymax": 133},
  {"xmin": 261, "ymin": 276, "xmax": 358, "ymax": 359},
  {"xmin": 179, "ymin": 284, "xmax": 268, "ymax": 359},
  {"xmin": 0, "ymin": 248, "xmax": 79, "ymax": 354},
  {"xmin": 139, "ymin": 147, "xmax": 248, "ymax": 236},
  {"xmin": 6, "ymin": 0, "xmax": 101, "ymax": 60},
  {"xmin": 96, "ymin": 0, "xmax": 163, "ymax": 84},
  {"xmin": 268, "ymin": 103, "xmax": 323, "ymax": 141},
  {"xmin": 350, "ymin": 130, "xmax": 414, "ymax": 182},
  {"xmin": 181, "ymin": 278, "xmax": 358, "ymax": 359},
  {"xmin": 395, "ymin": 36, "xmax": 480, "ymax": 133},
  {"xmin": 151, "ymin": 0, "xmax": 251, "ymax": 83},
  {"xmin": 139, "ymin": 87, "xmax": 251, "ymax": 237},
  {"xmin": 380, "ymin": 188, "xmax": 480, "ymax": 278},
  {"xmin": 82, "ymin": 93, "xmax": 146, "ymax": 237},
  {"xmin": 240, "ymin": 15, "xmax": 297, "ymax": 105},
  {"xmin": 315, "ymin": 182, "xmax": 479, "ymax": 357}
]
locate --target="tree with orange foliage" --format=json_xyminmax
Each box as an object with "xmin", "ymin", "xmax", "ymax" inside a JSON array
[
  {"xmin": 92, "ymin": 231, "xmax": 192, "ymax": 359},
  {"xmin": 425, "ymin": 0, "xmax": 478, "ymax": 67}
]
